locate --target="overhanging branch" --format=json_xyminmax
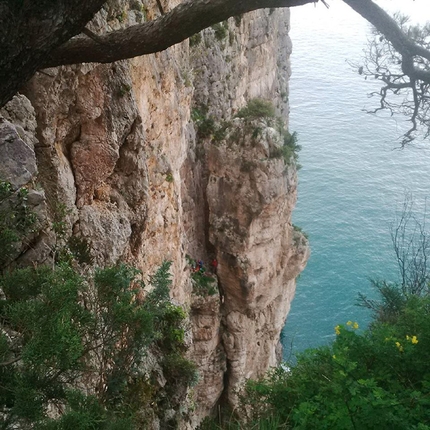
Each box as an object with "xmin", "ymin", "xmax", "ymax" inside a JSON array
[
  {"xmin": 43, "ymin": 0, "xmax": 318, "ymax": 68},
  {"xmin": 343, "ymin": 0, "xmax": 430, "ymax": 84}
]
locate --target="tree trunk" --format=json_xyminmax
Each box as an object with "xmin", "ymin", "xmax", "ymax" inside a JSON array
[{"xmin": 0, "ymin": 0, "xmax": 106, "ymax": 107}]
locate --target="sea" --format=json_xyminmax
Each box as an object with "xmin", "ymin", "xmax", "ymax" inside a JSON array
[{"xmin": 282, "ymin": 0, "xmax": 430, "ymax": 359}]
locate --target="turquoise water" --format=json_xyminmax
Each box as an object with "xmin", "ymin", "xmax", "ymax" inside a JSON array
[{"xmin": 282, "ymin": 0, "xmax": 430, "ymax": 358}]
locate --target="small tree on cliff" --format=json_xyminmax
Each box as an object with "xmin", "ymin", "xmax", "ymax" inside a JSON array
[
  {"xmin": 0, "ymin": 0, "xmax": 429, "ymax": 144},
  {"xmin": 0, "ymin": 261, "xmax": 198, "ymax": 428},
  {"xmin": 0, "ymin": 181, "xmax": 198, "ymax": 427}
]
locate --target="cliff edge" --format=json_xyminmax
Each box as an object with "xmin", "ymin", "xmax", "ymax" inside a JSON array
[{"xmin": 0, "ymin": 0, "xmax": 308, "ymax": 427}]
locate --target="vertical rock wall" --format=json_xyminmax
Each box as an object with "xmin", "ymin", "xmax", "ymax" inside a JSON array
[
  {"xmin": 206, "ymin": 123, "xmax": 308, "ymax": 405},
  {"xmin": 0, "ymin": 0, "xmax": 308, "ymax": 427}
]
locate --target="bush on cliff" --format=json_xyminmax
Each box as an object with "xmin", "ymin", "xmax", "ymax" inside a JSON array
[
  {"xmin": 235, "ymin": 99, "xmax": 276, "ymax": 121},
  {"xmin": 233, "ymin": 290, "xmax": 430, "ymax": 430},
  {"xmin": 0, "ymin": 181, "xmax": 198, "ymax": 427},
  {"xmin": 0, "ymin": 180, "xmax": 37, "ymax": 270},
  {"xmin": 199, "ymin": 281, "xmax": 430, "ymax": 429},
  {"xmin": 0, "ymin": 197, "xmax": 197, "ymax": 430}
]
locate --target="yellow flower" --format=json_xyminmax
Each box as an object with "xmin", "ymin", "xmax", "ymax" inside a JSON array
[
  {"xmin": 346, "ymin": 321, "xmax": 359, "ymax": 329},
  {"xmin": 395, "ymin": 341, "xmax": 404, "ymax": 352},
  {"xmin": 332, "ymin": 355, "xmax": 336, "ymax": 359},
  {"xmin": 334, "ymin": 325, "xmax": 340, "ymax": 335},
  {"xmin": 406, "ymin": 335, "xmax": 419, "ymax": 344}
]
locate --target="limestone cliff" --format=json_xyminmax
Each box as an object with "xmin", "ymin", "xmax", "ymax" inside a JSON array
[{"xmin": 0, "ymin": 0, "xmax": 308, "ymax": 427}]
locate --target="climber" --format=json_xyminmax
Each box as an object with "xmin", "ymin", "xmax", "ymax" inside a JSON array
[
  {"xmin": 211, "ymin": 258, "xmax": 218, "ymax": 273},
  {"xmin": 197, "ymin": 260, "xmax": 204, "ymax": 272}
]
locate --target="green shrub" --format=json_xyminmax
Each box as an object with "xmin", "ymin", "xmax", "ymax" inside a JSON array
[
  {"xmin": 116, "ymin": 10, "xmax": 127, "ymax": 22},
  {"xmin": 187, "ymin": 255, "xmax": 218, "ymax": 297},
  {"xmin": 0, "ymin": 259, "xmax": 195, "ymax": 428},
  {"xmin": 281, "ymin": 131, "xmax": 301, "ymax": 165},
  {"xmin": 190, "ymin": 32, "xmax": 202, "ymax": 47},
  {"xmin": 67, "ymin": 236, "xmax": 93, "ymax": 265},
  {"xmin": 269, "ymin": 131, "xmax": 301, "ymax": 168},
  {"xmin": 165, "ymin": 171, "xmax": 174, "ymax": 183},
  {"xmin": 191, "ymin": 107, "xmax": 231, "ymax": 142},
  {"xmin": 239, "ymin": 294, "xmax": 430, "ymax": 429},
  {"xmin": 117, "ymin": 83, "xmax": 132, "ymax": 97},
  {"xmin": 213, "ymin": 120, "xmax": 231, "ymax": 142},
  {"xmin": 0, "ymin": 181, "xmax": 37, "ymax": 270},
  {"xmin": 292, "ymin": 224, "xmax": 308, "ymax": 240},
  {"xmin": 236, "ymin": 99, "xmax": 276, "ymax": 121},
  {"xmin": 211, "ymin": 22, "xmax": 228, "ymax": 41},
  {"xmin": 191, "ymin": 270, "xmax": 217, "ymax": 296},
  {"xmin": 192, "ymin": 107, "xmax": 217, "ymax": 139},
  {"xmin": 162, "ymin": 353, "xmax": 199, "ymax": 388},
  {"xmin": 357, "ymin": 279, "xmax": 408, "ymax": 324},
  {"xmin": 234, "ymin": 101, "xmax": 301, "ymax": 168},
  {"xmin": 51, "ymin": 201, "xmax": 70, "ymax": 238}
]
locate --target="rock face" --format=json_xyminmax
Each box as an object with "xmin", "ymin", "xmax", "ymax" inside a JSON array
[
  {"xmin": 206, "ymin": 122, "xmax": 308, "ymax": 405},
  {"xmin": 0, "ymin": 95, "xmax": 38, "ymax": 189},
  {"xmin": 0, "ymin": 0, "xmax": 309, "ymax": 427}
]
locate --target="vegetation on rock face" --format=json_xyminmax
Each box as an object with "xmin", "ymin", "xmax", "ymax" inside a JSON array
[
  {"xmin": 235, "ymin": 99, "xmax": 276, "ymax": 121},
  {"xmin": 211, "ymin": 22, "xmax": 228, "ymax": 41},
  {"xmin": 0, "ymin": 191, "xmax": 197, "ymax": 428},
  {"xmin": 192, "ymin": 107, "xmax": 217, "ymax": 139},
  {"xmin": 0, "ymin": 261, "xmax": 197, "ymax": 429},
  {"xmin": 191, "ymin": 270, "xmax": 217, "ymax": 297},
  {"xmin": 200, "ymin": 203, "xmax": 430, "ymax": 429},
  {"xmin": 191, "ymin": 106, "xmax": 231, "ymax": 144},
  {"xmin": 270, "ymin": 130, "xmax": 302, "ymax": 168},
  {"xmin": 292, "ymin": 224, "xmax": 308, "ymax": 240},
  {"xmin": 186, "ymin": 255, "xmax": 218, "ymax": 297},
  {"xmin": 189, "ymin": 32, "xmax": 203, "ymax": 47},
  {"xmin": 192, "ymin": 98, "xmax": 302, "ymax": 169},
  {"xmin": 235, "ymin": 98, "xmax": 302, "ymax": 167},
  {"xmin": 0, "ymin": 180, "xmax": 37, "ymax": 270},
  {"xmin": 199, "ymin": 288, "xmax": 430, "ymax": 429}
]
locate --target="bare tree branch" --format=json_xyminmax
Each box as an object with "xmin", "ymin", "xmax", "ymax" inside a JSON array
[
  {"xmin": 343, "ymin": 0, "xmax": 430, "ymax": 78},
  {"xmin": 346, "ymin": 0, "xmax": 430, "ymax": 144},
  {"xmin": 390, "ymin": 194, "xmax": 430, "ymax": 296}
]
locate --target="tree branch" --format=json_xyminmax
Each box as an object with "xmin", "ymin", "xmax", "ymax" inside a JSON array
[
  {"xmin": 81, "ymin": 28, "xmax": 108, "ymax": 45},
  {"xmin": 343, "ymin": 0, "xmax": 430, "ymax": 84},
  {"xmin": 0, "ymin": 356, "xmax": 21, "ymax": 367},
  {"xmin": 43, "ymin": 0, "xmax": 318, "ymax": 68}
]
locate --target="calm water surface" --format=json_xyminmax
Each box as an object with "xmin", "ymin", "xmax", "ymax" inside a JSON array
[{"xmin": 282, "ymin": 0, "xmax": 430, "ymax": 358}]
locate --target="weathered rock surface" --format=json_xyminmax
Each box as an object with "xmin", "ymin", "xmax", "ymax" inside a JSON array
[
  {"xmin": 206, "ymin": 122, "xmax": 308, "ymax": 405},
  {"xmin": 0, "ymin": 0, "xmax": 308, "ymax": 427},
  {"xmin": 0, "ymin": 120, "xmax": 37, "ymax": 188}
]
